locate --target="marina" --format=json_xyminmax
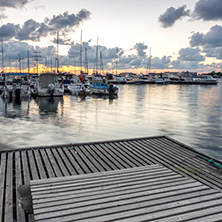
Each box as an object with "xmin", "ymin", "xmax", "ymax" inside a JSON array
[
  {"xmin": 0, "ymin": 80, "xmax": 222, "ymax": 160},
  {"xmin": 0, "ymin": 0, "xmax": 222, "ymax": 221},
  {"xmin": 0, "ymin": 136, "xmax": 222, "ymax": 222}
]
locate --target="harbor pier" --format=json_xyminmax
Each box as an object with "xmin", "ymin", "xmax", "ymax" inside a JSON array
[{"xmin": 0, "ymin": 136, "xmax": 222, "ymax": 221}]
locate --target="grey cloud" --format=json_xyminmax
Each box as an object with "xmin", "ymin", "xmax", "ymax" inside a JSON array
[
  {"xmin": 132, "ymin": 42, "xmax": 147, "ymax": 57},
  {"xmin": 35, "ymin": 45, "xmax": 56, "ymax": 59},
  {"xmin": 203, "ymin": 47, "xmax": 222, "ymax": 60},
  {"xmin": 68, "ymin": 43, "xmax": 92, "ymax": 60},
  {"xmin": 3, "ymin": 41, "xmax": 33, "ymax": 61},
  {"xmin": 37, "ymin": 23, "xmax": 52, "ymax": 38},
  {"xmin": 190, "ymin": 25, "xmax": 222, "ymax": 48},
  {"xmin": 129, "ymin": 58, "xmax": 142, "ymax": 66},
  {"xmin": 52, "ymin": 36, "xmax": 74, "ymax": 45},
  {"xmin": 193, "ymin": 0, "xmax": 222, "ymax": 21},
  {"xmin": 159, "ymin": 5, "xmax": 190, "ymax": 28},
  {"xmin": 0, "ymin": 23, "xmax": 19, "ymax": 39},
  {"xmin": 16, "ymin": 19, "xmax": 40, "ymax": 41},
  {"xmin": 68, "ymin": 43, "xmax": 124, "ymax": 69},
  {"xmin": 151, "ymin": 56, "xmax": 171, "ymax": 69},
  {"xmin": 0, "ymin": 0, "xmax": 29, "ymax": 8},
  {"xmin": 101, "ymin": 47, "xmax": 124, "ymax": 60},
  {"xmin": 0, "ymin": 9, "xmax": 91, "ymax": 41},
  {"xmin": 48, "ymin": 9, "xmax": 91, "ymax": 31},
  {"xmin": 171, "ymin": 60, "xmax": 201, "ymax": 70},
  {"xmin": 3, "ymin": 41, "xmax": 56, "ymax": 61},
  {"xmin": 178, "ymin": 47, "xmax": 205, "ymax": 61}
]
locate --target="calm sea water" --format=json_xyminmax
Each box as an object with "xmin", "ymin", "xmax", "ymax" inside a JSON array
[{"xmin": 0, "ymin": 80, "xmax": 222, "ymax": 160}]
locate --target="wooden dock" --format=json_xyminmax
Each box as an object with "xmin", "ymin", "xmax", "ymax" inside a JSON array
[{"xmin": 0, "ymin": 135, "xmax": 222, "ymax": 222}]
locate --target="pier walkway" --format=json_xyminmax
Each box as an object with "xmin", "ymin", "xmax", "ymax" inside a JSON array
[{"xmin": 0, "ymin": 135, "xmax": 222, "ymax": 222}]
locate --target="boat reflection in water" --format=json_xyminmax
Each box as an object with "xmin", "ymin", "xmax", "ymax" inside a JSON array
[
  {"xmin": 35, "ymin": 97, "xmax": 64, "ymax": 114},
  {"xmin": 2, "ymin": 96, "xmax": 31, "ymax": 118}
]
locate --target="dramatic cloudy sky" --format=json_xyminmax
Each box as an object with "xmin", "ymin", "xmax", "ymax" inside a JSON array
[{"xmin": 0, "ymin": 0, "xmax": 222, "ymax": 73}]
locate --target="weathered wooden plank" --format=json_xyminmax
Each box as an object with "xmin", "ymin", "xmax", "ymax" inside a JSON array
[
  {"xmin": 99, "ymin": 143, "xmax": 129, "ymax": 168},
  {"xmin": 121, "ymin": 140, "xmax": 155, "ymax": 165},
  {"xmin": 116, "ymin": 141, "xmax": 152, "ymax": 166},
  {"xmin": 32, "ymin": 149, "xmax": 47, "ymax": 179},
  {"xmin": 85, "ymin": 144, "xmax": 112, "ymax": 171},
  {"xmin": 68, "ymin": 146, "xmax": 92, "ymax": 174},
  {"xmin": 108, "ymin": 142, "xmax": 139, "ymax": 168},
  {"xmin": 31, "ymin": 165, "xmax": 222, "ymax": 222},
  {"xmin": 158, "ymin": 140, "xmax": 222, "ymax": 187},
  {"xmin": 32, "ymin": 182, "xmax": 211, "ymax": 210},
  {"xmin": 75, "ymin": 146, "xmax": 99, "ymax": 172},
  {"xmin": 126, "ymin": 140, "xmax": 188, "ymax": 177},
  {"xmin": 140, "ymin": 139, "xmax": 222, "ymax": 189},
  {"xmin": 45, "ymin": 148, "xmax": 62, "ymax": 177},
  {"xmin": 21, "ymin": 151, "xmax": 31, "ymax": 184},
  {"xmin": 32, "ymin": 176, "xmax": 199, "ymax": 208},
  {"xmin": 0, "ymin": 153, "xmax": 6, "ymax": 222},
  {"xmin": 56, "ymin": 147, "xmax": 77, "ymax": 175},
  {"xmin": 153, "ymin": 205, "xmax": 222, "ymax": 222},
  {"xmin": 104, "ymin": 142, "xmax": 135, "ymax": 168},
  {"xmin": 92, "ymin": 144, "xmax": 120, "ymax": 170},
  {"xmin": 50, "ymin": 148, "xmax": 70, "ymax": 176},
  {"xmin": 108, "ymin": 198, "xmax": 222, "ymax": 222},
  {"xmin": 79, "ymin": 145, "xmax": 106, "ymax": 172},
  {"xmin": 160, "ymin": 137, "xmax": 222, "ymax": 179},
  {"xmin": 27, "ymin": 150, "xmax": 39, "ymax": 180},
  {"xmin": 187, "ymin": 212, "xmax": 222, "ymax": 222},
  {"xmin": 153, "ymin": 137, "xmax": 219, "ymax": 173},
  {"xmin": 31, "ymin": 168, "xmax": 181, "ymax": 196},
  {"xmin": 39, "ymin": 149, "xmax": 55, "ymax": 178},
  {"xmin": 34, "ymin": 191, "xmax": 222, "ymax": 221},
  {"xmin": 31, "ymin": 165, "xmax": 162, "ymax": 186},
  {"xmin": 4, "ymin": 152, "xmax": 13, "ymax": 222},
  {"xmin": 62, "ymin": 147, "xmax": 83, "ymax": 175},
  {"xmin": 15, "ymin": 151, "xmax": 26, "ymax": 222},
  {"xmin": 32, "ymin": 178, "xmax": 206, "ymax": 210}
]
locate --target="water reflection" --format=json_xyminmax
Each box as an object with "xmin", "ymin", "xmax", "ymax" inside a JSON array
[
  {"xmin": 35, "ymin": 97, "xmax": 64, "ymax": 115},
  {"xmin": 2, "ymin": 97, "xmax": 30, "ymax": 119},
  {"xmin": 0, "ymin": 81, "xmax": 222, "ymax": 160}
]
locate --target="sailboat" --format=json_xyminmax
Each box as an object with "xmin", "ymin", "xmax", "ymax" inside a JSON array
[{"xmin": 2, "ymin": 73, "xmax": 31, "ymax": 99}]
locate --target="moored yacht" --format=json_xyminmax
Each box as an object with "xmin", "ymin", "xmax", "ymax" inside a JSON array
[
  {"xmin": 36, "ymin": 72, "xmax": 64, "ymax": 97},
  {"xmin": 1, "ymin": 73, "xmax": 31, "ymax": 99}
]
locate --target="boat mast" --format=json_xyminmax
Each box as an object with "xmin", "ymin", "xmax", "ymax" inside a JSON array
[
  {"xmin": 33, "ymin": 51, "xmax": 42, "ymax": 74},
  {"xmin": 148, "ymin": 47, "xmax": 152, "ymax": 74},
  {"xmin": 100, "ymin": 51, "xmax": 104, "ymax": 75},
  {"xmin": 96, "ymin": 37, "xmax": 99, "ymax": 74},
  {"xmin": 9, "ymin": 57, "xmax": 11, "ymax": 72},
  {"xmin": 1, "ymin": 37, "xmax": 4, "ymax": 72},
  {"xmin": 18, "ymin": 54, "xmax": 21, "ymax": 73},
  {"xmin": 27, "ymin": 50, "xmax": 30, "ymax": 74},
  {"xmin": 85, "ymin": 48, "xmax": 88, "ymax": 74},
  {"xmin": 115, "ymin": 47, "xmax": 118, "ymax": 75},
  {"xmin": 56, "ymin": 31, "xmax": 59, "ymax": 73},
  {"xmin": 80, "ymin": 30, "xmax": 83, "ymax": 74}
]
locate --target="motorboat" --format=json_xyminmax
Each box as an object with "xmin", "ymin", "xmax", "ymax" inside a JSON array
[
  {"xmin": 89, "ymin": 81, "xmax": 118, "ymax": 95},
  {"xmin": 126, "ymin": 78, "xmax": 144, "ymax": 84},
  {"xmin": 191, "ymin": 75, "xmax": 218, "ymax": 84},
  {"xmin": 36, "ymin": 72, "xmax": 64, "ymax": 97},
  {"xmin": 155, "ymin": 74, "xmax": 171, "ymax": 85},
  {"xmin": 68, "ymin": 82, "xmax": 91, "ymax": 96},
  {"xmin": 1, "ymin": 73, "xmax": 31, "ymax": 99},
  {"xmin": 109, "ymin": 75, "xmax": 127, "ymax": 84},
  {"xmin": 58, "ymin": 73, "xmax": 77, "ymax": 93}
]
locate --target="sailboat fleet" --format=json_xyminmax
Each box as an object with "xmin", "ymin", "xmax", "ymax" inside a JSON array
[{"xmin": 0, "ymin": 32, "xmax": 218, "ymax": 101}]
